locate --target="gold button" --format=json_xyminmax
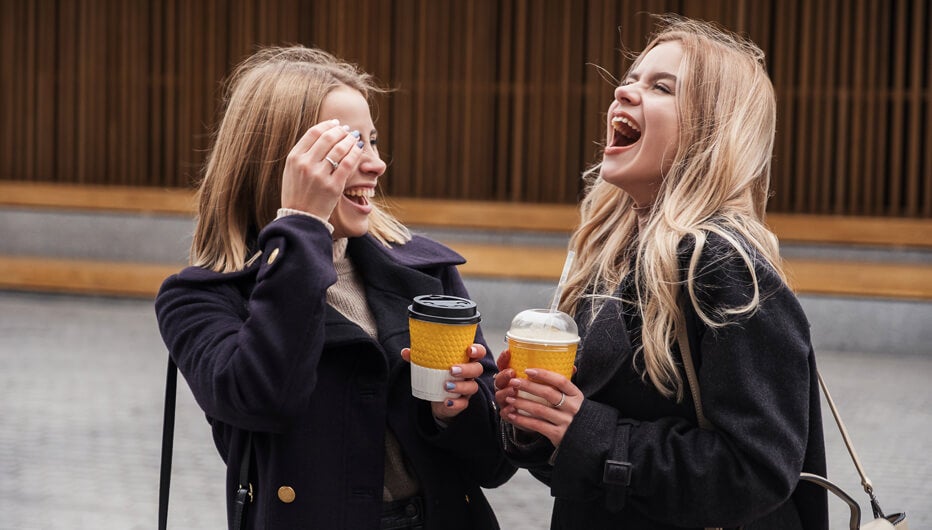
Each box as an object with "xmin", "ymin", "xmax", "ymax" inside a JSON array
[
  {"xmin": 267, "ymin": 247, "xmax": 280, "ymax": 265},
  {"xmin": 278, "ymin": 485, "xmax": 295, "ymax": 503}
]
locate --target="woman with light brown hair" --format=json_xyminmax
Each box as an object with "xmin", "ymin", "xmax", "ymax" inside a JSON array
[
  {"xmin": 494, "ymin": 16, "xmax": 828, "ymax": 529},
  {"xmin": 156, "ymin": 46, "xmax": 514, "ymax": 529}
]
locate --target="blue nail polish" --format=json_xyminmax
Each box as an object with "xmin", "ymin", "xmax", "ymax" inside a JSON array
[
  {"xmin": 446, "ymin": 400, "xmax": 454, "ymax": 407},
  {"xmin": 356, "ymin": 140, "xmax": 364, "ymax": 149},
  {"xmin": 445, "ymin": 382, "xmax": 456, "ymax": 391},
  {"xmin": 351, "ymin": 130, "xmax": 361, "ymax": 138}
]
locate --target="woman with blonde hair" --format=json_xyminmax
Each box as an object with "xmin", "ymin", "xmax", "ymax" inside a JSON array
[
  {"xmin": 156, "ymin": 46, "xmax": 513, "ymax": 529},
  {"xmin": 494, "ymin": 16, "xmax": 828, "ymax": 529}
]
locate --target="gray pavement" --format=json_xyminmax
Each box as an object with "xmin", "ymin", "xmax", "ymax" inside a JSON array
[{"xmin": 0, "ymin": 291, "xmax": 929, "ymax": 529}]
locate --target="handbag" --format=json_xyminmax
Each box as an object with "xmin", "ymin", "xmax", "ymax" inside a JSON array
[
  {"xmin": 159, "ymin": 357, "xmax": 254, "ymax": 530},
  {"xmin": 676, "ymin": 321, "xmax": 908, "ymax": 530}
]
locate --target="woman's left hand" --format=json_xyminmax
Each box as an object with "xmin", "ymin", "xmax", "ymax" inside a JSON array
[
  {"xmin": 401, "ymin": 344, "xmax": 487, "ymax": 422},
  {"xmin": 501, "ymin": 368, "xmax": 584, "ymax": 447}
]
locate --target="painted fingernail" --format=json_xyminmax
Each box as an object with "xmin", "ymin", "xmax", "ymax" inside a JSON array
[
  {"xmin": 350, "ymin": 130, "xmax": 361, "ymax": 138},
  {"xmin": 356, "ymin": 140, "xmax": 365, "ymax": 149},
  {"xmin": 331, "ymin": 119, "xmax": 340, "ymax": 125},
  {"xmin": 446, "ymin": 400, "xmax": 455, "ymax": 407},
  {"xmin": 450, "ymin": 366, "xmax": 463, "ymax": 376},
  {"xmin": 342, "ymin": 124, "xmax": 350, "ymax": 131},
  {"xmin": 445, "ymin": 382, "xmax": 456, "ymax": 391}
]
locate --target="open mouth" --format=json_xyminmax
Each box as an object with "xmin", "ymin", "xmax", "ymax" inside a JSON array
[
  {"xmin": 343, "ymin": 186, "xmax": 374, "ymax": 206},
  {"xmin": 611, "ymin": 115, "xmax": 641, "ymax": 147}
]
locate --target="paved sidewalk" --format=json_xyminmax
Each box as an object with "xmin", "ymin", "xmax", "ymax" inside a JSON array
[{"xmin": 0, "ymin": 291, "xmax": 928, "ymax": 529}]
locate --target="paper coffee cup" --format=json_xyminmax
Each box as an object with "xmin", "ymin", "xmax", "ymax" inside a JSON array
[{"xmin": 408, "ymin": 295, "xmax": 481, "ymax": 402}]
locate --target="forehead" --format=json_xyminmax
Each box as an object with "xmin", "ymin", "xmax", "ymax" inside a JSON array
[
  {"xmin": 631, "ymin": 41, "xmax": 684, "ymax": 76},
  {"xmin": 319, "ymin": 85, "xmax": 374, "ymax": 126}
]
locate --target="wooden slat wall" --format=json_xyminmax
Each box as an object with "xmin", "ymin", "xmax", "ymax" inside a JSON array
[{"xmin": 1, "ymin": 0, "xmax": 930, "ymax": 218}]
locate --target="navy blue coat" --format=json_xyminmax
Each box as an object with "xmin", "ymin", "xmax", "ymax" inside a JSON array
[
  {"xmin": 504, "ymin": 233, "xmax": 828, "ymax": 529},
  {"xmin": 156, "ymin": 215, "xmax": 515, "ymax": 529}
]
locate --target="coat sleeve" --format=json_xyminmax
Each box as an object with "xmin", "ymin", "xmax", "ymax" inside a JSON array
[
  {"xmin": 415, "ymin": 263, "xmax": 518, "ymax": 488},
  {"xmin": 154, "ymin": 216, "xmax": 337, "ymax": 432},
  {"xmin": 549, "ymin": 239, "xmax": 815, "ymax": 527}
]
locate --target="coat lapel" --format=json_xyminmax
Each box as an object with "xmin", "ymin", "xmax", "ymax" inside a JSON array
[
  {"xmin": 346, "ymin": 235, "xmax": 465, "ymax": 369},
  {"xmin": 573, "ymin": 295, "xmax": 636, "ymax": 397}
]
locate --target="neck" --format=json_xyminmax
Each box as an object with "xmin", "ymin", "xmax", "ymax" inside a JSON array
[{"xmin": 632, "ymin": 202, "xmax": 651, "ymax": 232}]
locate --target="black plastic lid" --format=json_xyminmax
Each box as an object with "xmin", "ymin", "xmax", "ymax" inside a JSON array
[{"xmin": 408, "ymin": 295, "xmax": 481, "ymax": 325}]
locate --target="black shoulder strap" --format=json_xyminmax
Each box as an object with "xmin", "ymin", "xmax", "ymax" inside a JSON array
[
  {"xmin": 158, "ymin": 356, "xmax": 254, "ymax": 530},
  {"xmin": 158, "ymin": 357, "xmax": 178, "ymax": 530}
]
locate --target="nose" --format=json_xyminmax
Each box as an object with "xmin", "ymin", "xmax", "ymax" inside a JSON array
[
  {"xmin": 359, "ymin": 148, "xmax": 387, "ymax": 177},
  {"xmin": 614, "ymin": 83, "xmax": 641, "ymax": 106}
]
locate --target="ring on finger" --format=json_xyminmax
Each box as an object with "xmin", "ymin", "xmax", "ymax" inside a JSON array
[
  {"xmin": 324, "ymin": 155, "xmax": 339, "ymax": 172},
  {"xmin": 552, "ymin": 391, "xmax": 566, "ymax": 408}
]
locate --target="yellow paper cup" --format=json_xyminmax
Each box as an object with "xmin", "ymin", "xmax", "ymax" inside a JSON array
[{"xmin": 408, "ymin": 295, "xmax": 481, "ymax": 402}]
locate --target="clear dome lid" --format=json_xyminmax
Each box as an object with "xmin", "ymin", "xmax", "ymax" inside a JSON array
[{"xmin": 505, "ymin": 308, "xmax": 579, "ymax": 345}]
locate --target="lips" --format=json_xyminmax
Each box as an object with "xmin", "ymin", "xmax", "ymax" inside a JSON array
[{"xmin": 611, "ymin": 114, "xmax": 641, "ymax": 147}]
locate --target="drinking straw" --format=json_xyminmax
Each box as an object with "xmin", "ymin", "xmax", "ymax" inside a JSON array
[{"xmin": 548, "ymin": 250, "xmax": 576, "ymax": 314}]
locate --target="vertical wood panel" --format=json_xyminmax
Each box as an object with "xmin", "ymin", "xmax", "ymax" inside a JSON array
[
  {"xmin": 0, "ymin": 0, "xmax": 929, "ymax": 219},
  {"xmin": 0, "ymin": 1, "xmax": 14, "ymax": 180}
]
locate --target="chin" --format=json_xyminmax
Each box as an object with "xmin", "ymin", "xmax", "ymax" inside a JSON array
[{"xmin": 333, "ymin": 223, "xmax": 369, "ymax": 240}]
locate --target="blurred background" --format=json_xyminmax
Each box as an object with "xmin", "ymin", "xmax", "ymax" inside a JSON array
[{"xmin": 1, "ymin": 0, "xmax": 929, "ymax": 528}]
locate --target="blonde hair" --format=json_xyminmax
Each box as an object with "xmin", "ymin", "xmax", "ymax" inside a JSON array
[
  {"xmin": 191, "ymin": 46, "xmax": 410, "ymax": 272},
  {"xmin": 562, "ymin": 16, "xmax": 784, "ymax": 399}
]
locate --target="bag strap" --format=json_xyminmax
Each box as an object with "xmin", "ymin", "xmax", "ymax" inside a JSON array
[
  {"xmin": 675, "ymin": 317, "xmax": 723, "ymax": 530},
  {"xmin": 815, "ymin": 371, "xmax": 887, "ymax": 519},
  {"xmin": 158, "ymin": 358, "xmax": 178, "ymax": 530},
  {"xmin": 158, "ymin": 357, "xmax": 254, "ymax": 530},
  {"xmin": 676, "ymin": 318, "xmax": 713, "ymax": 431},
  {"xmin": 232, "ymin": 434, "xmax": 254, "ymax": 530}
]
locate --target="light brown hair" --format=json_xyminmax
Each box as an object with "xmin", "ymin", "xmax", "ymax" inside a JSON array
[{"xmin": 191, "ymin": 46, "xmax": 410, "ymax": 272}]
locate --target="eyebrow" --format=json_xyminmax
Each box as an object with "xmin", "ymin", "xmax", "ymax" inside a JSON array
[{"xmin": 625, "ymin": 71, "xmax": 678, "ymax": 85}]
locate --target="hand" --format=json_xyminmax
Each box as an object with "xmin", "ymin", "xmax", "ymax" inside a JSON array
[
  {"xmin": 281, "ymin": 119, "xmax": 363, "ymax": 219},
  {"xmin": 498, "ymin": 366, "xmax": 583, "ymax": 447},
  {"xmin": 401, "ymin": 344, "xmax": 488, "ymax": 422}
]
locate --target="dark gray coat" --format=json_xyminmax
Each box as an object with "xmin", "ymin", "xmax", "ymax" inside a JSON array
[
  {"xmin": 156, "ymin": 216, "xmax": 515, "ymax": 529},
  {"xmin": 504, "ymin": 233, "xmax": 828, "ymax": 529}
]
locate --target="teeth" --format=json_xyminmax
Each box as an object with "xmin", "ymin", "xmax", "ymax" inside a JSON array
[
  {"xmin": 612, "ymin": 116, "xmax": 640, "ymax": 132},
  {"xmin": 344, "ymin": 187, "xmax": 375, "ymax": 198}
]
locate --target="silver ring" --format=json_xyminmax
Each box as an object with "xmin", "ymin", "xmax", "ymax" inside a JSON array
[
  {"xmin": 324, "ymin": 156, "xmax": 339, "ymax": 172},
  {"xmin": 552, "ymin": 392, "xmax": 566, "ymax": 408}
]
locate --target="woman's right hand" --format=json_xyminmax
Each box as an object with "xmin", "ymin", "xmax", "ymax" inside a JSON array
[
  {"xmin": 493, "ymin": 349, "xmax": 518, "ymax": 413},
  {"xmin": 280, "ymin": 119, "xmax": 362, "ymax": 219}
]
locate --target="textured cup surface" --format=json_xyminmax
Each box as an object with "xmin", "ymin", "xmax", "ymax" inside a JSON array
[
  {"xmin": 507, "ymin": 335, "xmax": 578, "ymax": 379},
  {"xmin": 408, "ymin": 318, "xmax": 478, "ymax": 369},
  {"xmin": 506, "ymin": 309, "xmax": 579, "ymax": 379}
]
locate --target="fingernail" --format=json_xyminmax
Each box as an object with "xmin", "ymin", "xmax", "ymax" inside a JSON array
[
  {"xmin": 505, "ymin": 396, "xmax": 515, "ymax": 404},
  {"xmin": 525, "ymin": 369, "xmax": 539, "ymax": 378},
  {"xmin": 444, "ymin": 382, "xmax": 456, "ymax": 391},
  {"xmin": 331, "ymin": 119, "xmax": 340, "ymax": 125},
  {"xmin": 342, "ymin": 124, "xmax": 350, "ymax": 131},
  {"xmin": 350, "ymin": 130, "xmax": 361, "ymax": 138},
  {"xmin": 450, "ymin": 366, "xmax": 463, "ymax": 376},
  {"xmin": 446, "ymin": 400, "xmax": 454, "ymax": 407},
  {"xmin": 356, "ymin": 140, "xmax": 365, "ymax": 149}
]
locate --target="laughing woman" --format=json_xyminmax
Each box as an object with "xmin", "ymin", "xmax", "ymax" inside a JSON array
[
  {"xmin": 155, "ymin": 47, "xmax": 513, "ymax": 529},
  {"xmin": 493, "ymin": 16, "xmax": 828, "ymax": 530}
]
